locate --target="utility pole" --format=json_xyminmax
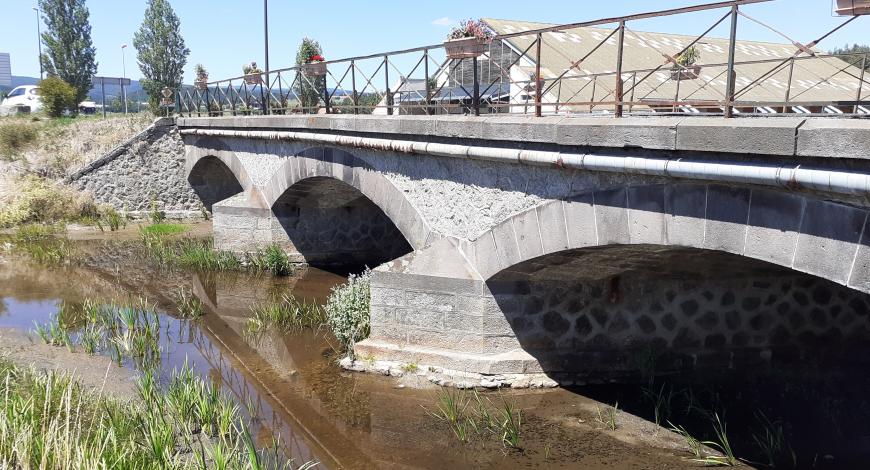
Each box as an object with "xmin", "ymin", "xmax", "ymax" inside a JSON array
[
  {"xmin": 121, "ymin": 44, "xmax": 128, "ymax": 115},
  {"xmin": 33, "ymin": 7, "xmax": 43, "ymax": 80}
]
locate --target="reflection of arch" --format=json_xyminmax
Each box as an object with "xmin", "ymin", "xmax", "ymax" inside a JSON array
[
  {"xmin": 185, "ymin": 137, "xmax": 254, "ymax": 210},
  {"xmin": 468, "ymin": 183, "xmax": 870, "ymax": 293},
  {"xmin": 263, "ymin": 146, "xmax": 432, "ymax": 251}
]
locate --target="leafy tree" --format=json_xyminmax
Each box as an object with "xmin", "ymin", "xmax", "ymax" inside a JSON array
[
  {"xmin": 38, "ymin": 0, "xmax": 98, "ymax": 104},
  {"xmin": 37, "ymin": 76, "xmax": 78, "ymax": 117},
  {"xmin": 831, "ymin": 44, "xmax": 870, "ymax": 70},
  {"xmin": 133, "ymin": 0, "xmax": 190, "ymax": 113},
  {"xmin": 295, "ymin": 38, "xmax": 325, "ymax": 113}
]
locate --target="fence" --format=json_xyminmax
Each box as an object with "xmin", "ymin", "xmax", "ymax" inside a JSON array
[{"xmin": 176, "ymin": 0, "xmax": 869, "ymax": 118}]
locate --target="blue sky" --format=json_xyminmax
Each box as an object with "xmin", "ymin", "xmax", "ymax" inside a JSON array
[{"xmin": 1, "ymin": 0, "xmax": 866, "ymax": 82}]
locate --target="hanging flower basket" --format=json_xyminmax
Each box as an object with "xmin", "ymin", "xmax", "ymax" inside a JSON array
[
  {"xmin": 444, "ymin": 36, "xmax": 488, "ymax": 59},
  {"xmin": 302, "ymin": 62, "xmax": 327, "ymax": 77},
  {"xmin": 194, "ymin": 79, "xmax": 208, "ymax": 91},
  {"xmin": 670, "ymin": 65, "xmax": 702, "ymax": 81},
  {"xmin": 244, "ymin": 74, "xmax": 262, "ymax": 85}
]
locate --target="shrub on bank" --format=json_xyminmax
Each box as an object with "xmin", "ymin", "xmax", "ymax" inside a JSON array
[
  {"xmin": 0, "ymin": 176, "xmax": 98, "ymax": 228},
  {"xmin": 325, "ymin": 269, "xmax": 372, "ymax": 358},
  {"xmin": 37, "ymin": 77, "xmax": 79, "ymax": 118},
  {"xmin": 0, "ymin": 120, "xmax": 38, "ymax": 159}
]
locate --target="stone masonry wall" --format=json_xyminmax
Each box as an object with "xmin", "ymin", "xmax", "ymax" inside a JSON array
[{"xmin": 69, "ymin": 118, "xmax": 201, "ymax": 217}]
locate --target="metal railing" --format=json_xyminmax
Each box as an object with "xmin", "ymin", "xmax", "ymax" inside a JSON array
[{"xmin": 176, "ymin": 0, "xmax": 869, "ymax": 119}]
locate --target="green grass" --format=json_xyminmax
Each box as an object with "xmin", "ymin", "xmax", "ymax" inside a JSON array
[
  {"xmin": 0, "ymin": 358, "xmax": 318, "ymax": 469},
  {"xmin": 245, "ymin": 244, "xmax": 293, "ymax": 276},
  {"xmin": 174, "ymin": 287, "xmax": 205, "ymax": 319},
  {"xmin": 427, "ymin": 388, "xmax": 523, "ymax": 449},
  {"xmin": 0, "ymin": 120, "xmax": 38, "ymax": 159},
  {"xmin": 596, "ymin": 402, "xmax": 620, "ymax": 431},
  {"xmin": 245, "ymin": 293, "xmax": 326, "ymax": 336},
  {"xmin": 10, "ymin": 223, "xmax": 75, "ymax": 265},
  {"xmin": 141, "ymin": 223, "xmax": 188, "ymax": 236}
]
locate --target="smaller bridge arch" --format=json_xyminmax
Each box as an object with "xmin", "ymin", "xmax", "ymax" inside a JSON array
[{"xmin": 185, "ymin": 138, "xmax": 255, "ymax": 211}]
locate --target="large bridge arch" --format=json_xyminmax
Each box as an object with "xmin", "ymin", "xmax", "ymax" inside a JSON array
[
  {"xmin": 464, "ymin": 183, "xmax": 870, "ymax": 293},
  {"xmin": 263, "ymin": 147, "xmax": 433, "ymax": 271}
]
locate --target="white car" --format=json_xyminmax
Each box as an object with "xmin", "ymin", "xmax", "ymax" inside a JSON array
[{"xmin": 1, "ymin": 85, "xmax": 43, "ymax": 113}]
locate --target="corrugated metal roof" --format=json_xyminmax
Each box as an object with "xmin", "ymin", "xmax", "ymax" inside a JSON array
[
  {"xmin": 483, "ymin": 18, "xmax": 864, "ymax": 109},
  {"xmin": 0, "ymin": 53, "xmax": 11, "ymax": 87}
]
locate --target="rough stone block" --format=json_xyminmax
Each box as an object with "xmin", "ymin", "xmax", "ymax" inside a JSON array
[
  {"xmin": 537, "ymin": 201, "xmax": 570, "ymax": 255},
  {"xmin": 563, "ymin": 193, "xmax": 598, "ymax": 248},
  {"xmin": 676, "ymin": 118, "xmax": 802, "ymax": 156},
  {"xmin": 481, "ymin": 116, "xmax": 562, "ymax": 143},
  {"xmin": 744, "ymin": 190, "xmax": 804, "ymax": 267},
  {"xmin": 627, "ymin": 185, "xmax": 666, "ymax": 244},
  {"xmin": 664, "ymin": 184, "xmax": 706, "ymax": 247},
  {"xmin": 512, "ymin": 208, "xmax": 544, "ymax": 262},
  {"xmin": 703, "ymin": 185, "xmax": 750, "ymax": 255},
  {"xmin": 797, "ymin": 119, "xmax": 870, "ymax": 160},
  {"xmin": 557, "ymin": 117, "xmax": 681, "ymax": 150},
  {"xmin": 594, "ymin": 187, "xmax": 630, "ymax": 245},
  {"xmin": 794, "ymin": 199, "xmax": 866, "ymax": 284}
]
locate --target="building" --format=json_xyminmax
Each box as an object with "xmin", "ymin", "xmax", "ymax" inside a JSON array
[
  {"xmin": 0, "ymin": 53, "xmax": 11, "ymax": 88},
  {"xmin": 393, "ymin": 19, "xmax": 868, "ymax": 116}
]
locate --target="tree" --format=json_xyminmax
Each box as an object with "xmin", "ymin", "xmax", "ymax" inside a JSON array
[
  {"xmin": 295, "ymin": 38, "xmax": 325, "ymax": 113},
  {"xmin": 38, "ymin": 76, "xmax": 78, "ymax": 117},
  {"xmin": 38, "ymin": 0, "xmax": 98, "ymax": 104},
  {"xmin": 133, "ymin": 0, "xmax": 189, "ymax": 113},
  {"xmin": 831, "ymin": 44, "xmax": 870, "ymax": 71}
]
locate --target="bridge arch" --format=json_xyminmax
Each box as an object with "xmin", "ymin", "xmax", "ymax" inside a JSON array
[
  {"xmin": 464, "ymin": 183, "xmax": 870, "ymax": 378},
  {"xmin": 185, "ymin": 140, "xmax": 254, "ymax": 211},
  {"xmin": 263, "ymin": 147, "xmax": 432, "ymax": 251},
  {"xmin": 263, "ymin": 147, "xmax": 432, "ymax": 271}
]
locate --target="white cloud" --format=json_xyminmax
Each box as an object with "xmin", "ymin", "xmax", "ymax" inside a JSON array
[{"xmin": 431, "ymin": 17, "xmax": 454, "ymax": 26}]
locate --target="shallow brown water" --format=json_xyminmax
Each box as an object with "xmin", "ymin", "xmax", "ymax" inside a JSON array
[{"xmin": 0, "ymin": 232, "xmax": 703, "ymax": 469}]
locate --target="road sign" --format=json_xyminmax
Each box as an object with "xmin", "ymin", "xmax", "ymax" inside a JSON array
[{"xmin": 92, "ymin": 76, "xmax": 132, "ymax": 118}]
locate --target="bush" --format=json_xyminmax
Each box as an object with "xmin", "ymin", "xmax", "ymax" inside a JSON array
[
  {"xmin": 0, "ymin": 121, "xmax": 39, "ymax": 159},
  {"xmin": 37, "ymin": 77, "xmax": 78, "ymax": 118},
  {"xmin": 325, "ymin": 269, "xmax": 372, "ymax": 357},
  {"xmin": 0, "ymin": 176, "xmax": 98, "ymax": 228}
]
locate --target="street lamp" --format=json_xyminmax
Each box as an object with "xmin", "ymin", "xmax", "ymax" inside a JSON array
[
  {"xmin": 264, "ymin": 0, "xmax": 270, "ymax": 97},
  {"xmin": 32, "ymin": 7, "xmax": 43, "ymax": 80},
  {"xmin": 121, "ymin": 43, "xmax": 128, "ymax": 115}
]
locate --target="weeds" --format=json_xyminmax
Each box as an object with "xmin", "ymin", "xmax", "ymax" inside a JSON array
[
  {"xmin": 427, "ymin": 388, "xmax": 523, "ymax": 449},
  {"xmin": 0, "ymin": 120, "xmax": 38, "ymax": 158},
  {"xmin": 95, "ymin": 206, "xmax": 127, "ymax": 232},
  {"xmin": 246, "ymin": 244, "xmax": 292, "ymax": 276},
  {"xmin": 141, "ymin": 222, "xmax": 187, "ymax": 236},
  {"xmin": 246, "ymin": 293, "xmax": 326, "ymax": 335},
  {"xmin": 752, "ymin": 410, "xmax": 795, "ymax": 468},
  {"xmin": 149, "ymin": 197, "xmax": 165, "ymax": 224},
  {"xmin": 174, "ymin": 287, "xmax": 205, "ymax": 319},
  {"xmin": 596, "ymin": 402, "xmax": 620, "ymax": 431},
  {"xmin": 644, "ymin": 382, "xmax": 675, "ymax": 427},
  {"xmin": 10, "ymin": 223, "xmax": 74, "ymax": 265},
  {"xmin": 325, "ymin": 269, "xmax": 371, "ymax": 358},
  {"xmin": 669, "ymin": 421, "xmax": 705, "ymax": 458},
  {"xmin": 694, "ymin": 413, "xmax": 740, "ymax": 467}
]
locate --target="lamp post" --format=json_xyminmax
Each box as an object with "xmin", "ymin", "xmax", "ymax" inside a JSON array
[
  {"xmin": 32, "ymin": 7, "xmax": 43, "ymax": 80},
  {"xmin": 121, "ymin": 43, "xmax": 128, "ymax": 115},
  {"xmin": 263, "ymin": 0, "xmax": 270, "ymax": 114}
]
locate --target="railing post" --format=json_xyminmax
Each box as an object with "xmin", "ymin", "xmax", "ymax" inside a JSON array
[
  {"xmin": 204, "ymin": 86, "xmax": 210, "ymax": 117},
  {"xmin": 351, "ymin": 59, "xmax": 358, "ymax": 115},
  {"xmin": 472, "ymin": 56, "xmax": 480, "ymax": 116},
  {"xmin": 385, "ymin": 55, "xmax": 392, "ymax": 116},
  {"xmin": 424, "ymin": 49, "xmax": 431, "ymax": 115},
  {"xmin": 628, "ymin": 71, "xmax": 637, "ymax": 114},
  {"xmin": 856, "ymin": 54, "xmax": 867, "ymax": 114},
  {"xmin": 590, "ymin": 76, "xmax": 597, "ymax": 113},
  {"xmin": 535, "ymin": 33, "xmax": 542, "ymax": 117},
  {"xmin": 724, "ymin": 5, "xmax": 739, "ymax": 118},
  {"xmin": 783, "ymin": 57, "xmax": 795, "ymax": 113},
  {"xmin": 259, "ymin": 80, "xmax": 267, "ymax": 115},
  {"xmin": 674, "ymin": 72, "xmax": 681, "ymax": 113},
  {"xmin": 323, "ymin": 74, "xmax": 330, "ymax": 114},
  {"xmin": 615, "ymin": 21, "xmax": 625, "ymax": 117}
]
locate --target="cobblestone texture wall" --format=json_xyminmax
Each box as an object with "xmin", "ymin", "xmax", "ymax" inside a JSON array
[{"xmin": 69, "ymin": 120, "xmax": 201, "ymax": 217}]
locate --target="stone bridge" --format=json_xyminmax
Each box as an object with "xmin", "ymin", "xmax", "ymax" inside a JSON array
[{"xmin": 177, "ymin": 114, "xmax": 870, "ymax": 387}]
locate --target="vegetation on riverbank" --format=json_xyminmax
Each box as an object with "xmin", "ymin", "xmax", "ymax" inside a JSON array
[
  {"xmin": 0, "ymin": 358, "xmax": 316, "ymax": 469},
  {"xmin": 246, "ymin": 294, "xmax": 326, "ymax": 336},
  {"xmin": 428, "ymin": 388, "xmax": 523, "ymax": 449},
  {"xmin": 325, "ymin": 269, "xmax": 372, "ymax": 358}
]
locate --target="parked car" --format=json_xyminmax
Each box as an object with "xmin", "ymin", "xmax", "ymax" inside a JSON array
[{"xmin": 0, "ymin": 85, "xmax": 42, "ymax": 113}]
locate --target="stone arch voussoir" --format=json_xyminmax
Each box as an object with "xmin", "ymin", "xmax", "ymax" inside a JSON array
[{"xmin": 466, "ymin": 183, "xmax": 870, "ymax": 294}]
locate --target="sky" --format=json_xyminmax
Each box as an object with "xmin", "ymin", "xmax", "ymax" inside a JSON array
[{"xmin": 0, "ymin": 0, "xmax": 867, "ymax": 83}]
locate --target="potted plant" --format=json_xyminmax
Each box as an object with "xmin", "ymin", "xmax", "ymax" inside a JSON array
[
  {"xmin": 302, "ymin": 54, "xmax": 327, "ymax": 77},
  {"xmin": 243, "ymin": 62, "xmax": 263, "ymax": 85},
  {"xmin": 194, "ymin": 64, "xmax": 209, "ymax": 90},
  {"xmin": 444, "ymin": 19, "xmax": 494, "ymax": 60},
  {"xmin": 671, "ymin": 46, "xmax": 701, "ymax": 80}
]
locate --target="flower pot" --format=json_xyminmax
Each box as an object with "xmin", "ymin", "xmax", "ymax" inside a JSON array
[
  {"xmin": 244, "ymin": 74, "xmax": 262, "ymax": 85},
  {"xmin": 444, "ymin": 37, "xmax": 488, "ymax": 59},
  {"xmin": 194, "ymin": 79, "xmax": 208, "ymax": 91},
  {"xmin": 302, "ymin": 61, "xmax": 327, "ymax": 77},
  {"xmin": 835, "ymin": 0, "xmax": 870, "ymax": 15},
  {"xmin": 670, "ymin": 65, "xmax": 702, "ymax": 81}
]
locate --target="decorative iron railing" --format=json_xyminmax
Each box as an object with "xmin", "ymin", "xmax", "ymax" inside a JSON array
[{"xmin": 176, "ymin": 0, "xmax": 869, "ymax": 118}]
